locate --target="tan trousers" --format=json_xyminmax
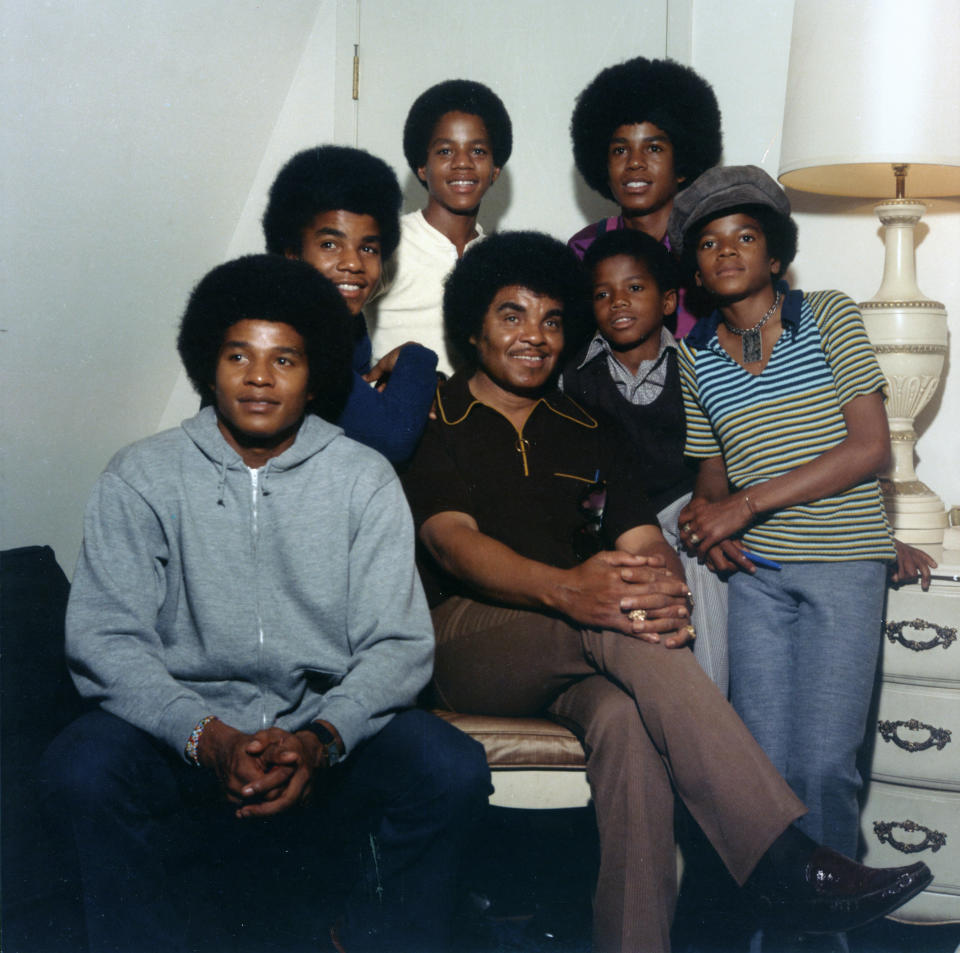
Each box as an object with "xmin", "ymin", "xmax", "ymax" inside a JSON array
[{"xmin": 430, "ymin": 597, "xmax": 806, "ymax": 953}]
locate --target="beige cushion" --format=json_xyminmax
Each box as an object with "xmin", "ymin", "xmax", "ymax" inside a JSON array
[{"xmin": 433, "ymin": 710, "xmax": 586, "ymax": 770}]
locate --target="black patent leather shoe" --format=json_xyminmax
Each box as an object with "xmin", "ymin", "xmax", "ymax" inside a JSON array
[{"xmin": 749, "ymin": 844, "xmax": 932, "ymax": 935}]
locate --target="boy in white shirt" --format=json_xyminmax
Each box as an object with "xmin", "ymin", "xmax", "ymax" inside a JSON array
[{"xmin": 368, "ymin": 79, "xmax": 512, "ymax": 375}]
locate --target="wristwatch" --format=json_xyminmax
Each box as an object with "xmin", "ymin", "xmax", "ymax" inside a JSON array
[{"xmin": 303, "ymin": 721, "xmax": 342, "ymax": 767}]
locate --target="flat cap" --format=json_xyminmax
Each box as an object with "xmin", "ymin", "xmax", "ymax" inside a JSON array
[{"xmin": 667, "ymin": 164, "xmax": 791, "ymax": 254}]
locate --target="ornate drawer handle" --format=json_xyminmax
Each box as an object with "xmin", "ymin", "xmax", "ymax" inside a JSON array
[
  {"xmin": 873, "ymin": 819, "xmax": 947, "ymax": 854},
  {"xmin": 885, "ymin": 618, "xmax": 957, "ymax": 652},
  {"xmin": 877, "ymin": 718, "xmax": 952, "ymax": 752}
]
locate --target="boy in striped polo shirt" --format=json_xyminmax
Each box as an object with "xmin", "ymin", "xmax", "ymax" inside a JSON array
[{"xmin": 668, "ymin": 166, "xmax": 892, "ymax": 891}]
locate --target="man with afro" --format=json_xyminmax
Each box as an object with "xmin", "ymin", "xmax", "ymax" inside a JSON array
[
  {"xmin": 43, "ymin": 254, "xmax": 490, "ymax": 953},
  {"xmin": 401, "ymin": 231, "xmax": 931, "ymax": 953},
  {"xmin": 569, "ymin": 56, "xmax": 723, "ymax": 337},
  {"xmin": 264, "ymin": 144, "xmax": 438, "ymax": 462},
  {"xmin": 368, "ymin": 78, "xmax": 512, "ymax": 375}
]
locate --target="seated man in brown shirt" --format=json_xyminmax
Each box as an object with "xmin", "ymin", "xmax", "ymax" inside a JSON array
[{"xmin": 401, "ymin": 231, "xmax": 930, "ymax": 953}]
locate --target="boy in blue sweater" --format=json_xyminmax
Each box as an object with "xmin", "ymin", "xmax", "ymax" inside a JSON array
[
  {"xmin": 264, "ymin": 145, "xmax": 438, "ymax": 461},
  {"xmin": 43, "ymin": 255, "xmax": 488, "ymax": 953}
]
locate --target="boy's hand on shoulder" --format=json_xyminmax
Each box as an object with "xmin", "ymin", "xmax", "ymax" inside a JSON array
[{"xmin": 363, "ymin": 342, "xmax": 421, "ymax": 390}]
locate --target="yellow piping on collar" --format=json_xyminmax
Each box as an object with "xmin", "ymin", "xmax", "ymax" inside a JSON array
[
  {"xmin": 540, "ymin": 395, "xmax": 599, "ymax": 429},
  {"xmin": 438, "ymin": 386, "xmax": 600, "ymax": 429},
  {"xmin": 435, "ymin": 387, "xmax": 599, "ymax": 479},
  {"xmin": 436, "ymin": 385, "xmax": 485, "ymax": 426}
]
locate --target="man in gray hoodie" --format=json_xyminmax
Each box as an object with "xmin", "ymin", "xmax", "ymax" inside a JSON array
[{"xmin": 43, "ymin": 255, "xmax": 490, "ymax": 953}]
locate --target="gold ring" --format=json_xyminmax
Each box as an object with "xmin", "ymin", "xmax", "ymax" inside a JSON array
[
  {"xmin": 682, "ymin": 522, "xmax": 692, "ymax": 533},
  {"xmin": 684, "ymin": 624, "xmax": 697, "ymax": 639},
  {"xmin": 689, "ymin": 532, "xmax": 701, "ymax": 545},
  {"xmin": 628, "ymin": 608, "xmax": 647, "ymax": 622}
]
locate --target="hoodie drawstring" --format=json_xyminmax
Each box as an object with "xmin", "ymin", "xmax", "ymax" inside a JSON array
[
  {"xmin": 217, "ymin": 455, "xmax": 276, "ymax": 506},
  {"xmin": 216, "ymin": 458, "xmax": 228, "ymax": 506}
]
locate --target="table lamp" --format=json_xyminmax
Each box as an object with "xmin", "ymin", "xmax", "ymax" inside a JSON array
[{"xmin": 778, "ymin": 0, "xmax": 960, "ymax": 547}]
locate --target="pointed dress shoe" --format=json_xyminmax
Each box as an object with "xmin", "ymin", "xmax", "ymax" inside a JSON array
[{"xmin": 749, "ymin": 844, "xmax": 932, "ymax": 935}]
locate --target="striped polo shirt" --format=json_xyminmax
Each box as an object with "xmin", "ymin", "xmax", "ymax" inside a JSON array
[{"xmin": 677, "ymin": 285, "xmax": 895, "ymax": 562}]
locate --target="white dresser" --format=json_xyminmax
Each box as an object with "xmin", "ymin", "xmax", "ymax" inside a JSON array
[{"xmin": 859, "ymin": 558, "xmax": 960, "ymax": 922}]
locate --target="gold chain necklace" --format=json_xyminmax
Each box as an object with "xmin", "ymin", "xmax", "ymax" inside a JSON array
[{"xmin": 723, "ymin": 290, "xmax": 781, "ymax": 363}]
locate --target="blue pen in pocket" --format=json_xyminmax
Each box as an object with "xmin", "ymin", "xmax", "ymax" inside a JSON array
[{"xmin": 741, "ymin": 550, "xmax": 782, "ymax": 570}]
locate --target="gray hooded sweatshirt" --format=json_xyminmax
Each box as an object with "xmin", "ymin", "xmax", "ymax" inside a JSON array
[{"xmin": 66, "ymin": 406, "xmax": 434, "ymax": 761}]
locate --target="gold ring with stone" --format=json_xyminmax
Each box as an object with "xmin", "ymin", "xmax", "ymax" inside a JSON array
[
  {"xmin": 689, "ymin": 532, "xmax": 701, "ymax": 545},
  {"xmin": 628, "ymin": 608, "xmax": 647, "ymax": 622}
]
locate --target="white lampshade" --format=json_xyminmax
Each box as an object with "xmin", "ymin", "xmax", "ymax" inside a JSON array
[
  {"xmin": 778, "ymin": 0, "xmax": 959, "ymax": 551},
  {"xmin": 779, "ymin": 0, "xmax": 960, "ymax": 197}
]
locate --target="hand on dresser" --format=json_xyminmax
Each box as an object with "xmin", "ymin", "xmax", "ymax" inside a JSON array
[{"xmin": 889, "ymin": 538, "xmax": 938, "ymax": 591}]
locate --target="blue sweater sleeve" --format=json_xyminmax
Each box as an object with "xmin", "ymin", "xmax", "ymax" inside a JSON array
[{"xmin": 338, "ymin": 343, "xmax": 439, "ymax": 462}]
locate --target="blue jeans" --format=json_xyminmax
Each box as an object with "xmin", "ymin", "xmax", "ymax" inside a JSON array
[
  {"xmin": 728, "ymin": 560, "xmax": 886, "ymax": 859},
  {"xmin": 41, "ymin": 708, "xmax": 490, "ymax": 953}
]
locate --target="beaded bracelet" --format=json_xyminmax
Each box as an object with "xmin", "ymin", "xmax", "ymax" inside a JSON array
[{"xmin": 185, "ymin": 714, "xmax": 217, "ymax": 766}]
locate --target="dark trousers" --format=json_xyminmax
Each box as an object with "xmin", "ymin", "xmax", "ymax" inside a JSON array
[{"xmin": 41, "ymin": 708, "xmax": 490, "ymax": 953}]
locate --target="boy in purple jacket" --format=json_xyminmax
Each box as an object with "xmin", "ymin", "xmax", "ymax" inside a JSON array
[{"xmin": 569, "ymin": 57, "xmax": 722, "ymax": 338}]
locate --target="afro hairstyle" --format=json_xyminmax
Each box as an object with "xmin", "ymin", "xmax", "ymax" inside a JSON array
[
  {"xmin": 403, "ymin": 79, "xmax": 513, "ymax": 183},
  {"xmin": 571, "ymin": 57, "xmax": 722, "ymax": 201},
  {"xmin": 262, "ymin": 146, "xmax": 402, "ymax": 259},
  {"xmin": 681, "ymin": 203, "xmax": 799, "ymax": 283},
  {"xmin": 177, "ymin": 254, "xmax": 355, "ymax": 424},
  {"xmin": 582, "ymin": 228, "xmax": 679, "ymax": 297},
  {"xmin": 443, "ymin": 231, "xmax": 591, "ymax": 369}
]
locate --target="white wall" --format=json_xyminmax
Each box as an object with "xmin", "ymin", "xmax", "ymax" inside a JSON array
[
  {"xmin": 4, "ymin": 0, "xmax": 958, "ymax": 577},
  {"xmin": 157, "ymin": 5, "xmax": 345, "ymax": 430},
  {"xmin": 1, "ymin": 0, "xmax": 334, "ymax": 571}
]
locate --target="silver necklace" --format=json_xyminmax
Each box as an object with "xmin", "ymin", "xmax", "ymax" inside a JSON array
[{"xmin": 724, "ymin": 290, "xmax": 781, "ymax": 364}]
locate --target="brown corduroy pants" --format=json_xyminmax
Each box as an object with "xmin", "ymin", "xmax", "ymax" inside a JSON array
[{"xmin": 430, "ymin": 597, "xmax": 806, "ymax": 953}]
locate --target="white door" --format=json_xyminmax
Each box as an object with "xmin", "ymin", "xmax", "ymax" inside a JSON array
[{"xmin": 350, "ymin": 0, "xmax": 673, "ymax": 241}]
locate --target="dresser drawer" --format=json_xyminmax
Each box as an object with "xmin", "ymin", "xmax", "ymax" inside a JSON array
[
  {"xmin": 879, "ymin": 888, "xmax": 960, "ymax": 925},
  {"xmin": 860, "ymin": 780, "xmax": 960, "ymax": 922},
  {"xmin": 882, "ymin": 584, "xmax": 960, "ymax": 685},
  {"xmin": 871, "ymin": 683, "xmax": 959, "ymax": 789}
]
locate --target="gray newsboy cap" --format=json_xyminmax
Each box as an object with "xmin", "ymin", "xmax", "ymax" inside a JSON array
[{"xmin": 667, "ymin": 164, "xmax": 791, "ymax": 254}]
